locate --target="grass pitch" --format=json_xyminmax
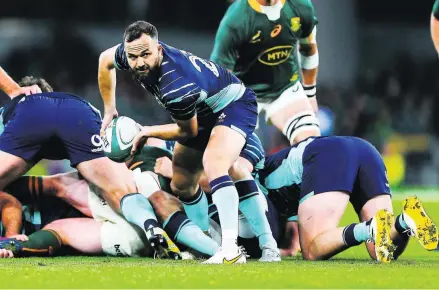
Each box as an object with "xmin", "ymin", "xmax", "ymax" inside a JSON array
[{"xmin": 1, "ymin": 197, "xmax": 438, "ymax": 289}]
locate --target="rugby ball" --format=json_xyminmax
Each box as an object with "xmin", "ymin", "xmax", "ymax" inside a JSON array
[{"xmin": 103, "ymin": 116, "xmax": 141, "ymax": 162}]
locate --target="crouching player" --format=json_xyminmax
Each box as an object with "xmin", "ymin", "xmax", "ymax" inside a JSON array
[
  {"xmin": 257, "ymin": 136, "xmax": 438, "ymax": 262},
  {"xmin": 0, "ymin": 146, "xmax": 220, "ymax": 259}
]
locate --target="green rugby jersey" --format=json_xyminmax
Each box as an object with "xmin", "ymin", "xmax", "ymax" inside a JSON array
[
  {"xmin": 434, "ymin": 0, "xmax": 439, "ymax": 20},
  {"xmin": 127, "ymin": 145, "xmax": 173, "ymax": 193},
  {"xmin": 211, "ymin": 0, "xmax": 317, "ymax": 103}
]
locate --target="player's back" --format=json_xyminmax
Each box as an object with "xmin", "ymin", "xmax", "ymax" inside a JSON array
[
  {"xmin": 211, "ymin": 0, "xmax": 317, "ymax": 102},
  {"xmin": 0, "ymin": 92, "xmax": 104, "ymax": 167}
]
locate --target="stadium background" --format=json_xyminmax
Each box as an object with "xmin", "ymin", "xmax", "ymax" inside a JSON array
[{"xmin": 0, "ymin": 0, "xmax": 438, "ymax": 190}]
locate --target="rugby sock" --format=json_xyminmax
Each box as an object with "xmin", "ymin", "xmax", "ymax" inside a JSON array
[
  {"xmin": 164, "ymin": 211, "xmax": 219, "ymax": 256},
  {"xmin": 210, "ymin": 175, "xmax": 239, "ymax": 250},
  {"xmin": 18, "ymin": 230, "xmax": 62, "ymax": 257},
  {"xmin": 180, "ymin": 187, "xmax": 209, "ymax": 232},
  {"xmin": 394, "ymin": 214, "xmax": 409, "ymax": 235},
  {"xmin": 236, "ymin": 179, "xmax": 277, "ymax": 250},
  {"xmin": 4, "ymin": 176, "xmax": 42, "ymax": 204},
  {"xmin": 120, "ymin": 193, "xmax": 160, "ymax": 232},
  {"xmin": 342, "ymin": 221, "xmax": 371, "ymax": 246}
]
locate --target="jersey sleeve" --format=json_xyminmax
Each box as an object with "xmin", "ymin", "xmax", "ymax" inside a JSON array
[
  {"xmin": 433, "ymin": 0, "xmax": 439, "ymax": 20},
  {"xmin": 162, "ymin": 77, "xmax": 201, "ymax": 121},
  {"xmin": 113, "ymin": 43, "xmax": 130, "ymax": 71},
  {"xmin": 210, "ymin": 5, "xmax": 243, "ymax": 70},
  {"xmin": 296, "ymin": 0, "xmax": 318, "ymax": 38}
]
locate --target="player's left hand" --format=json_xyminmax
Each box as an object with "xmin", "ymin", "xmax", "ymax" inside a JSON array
[
  {"xmin": 131, "ymin": 126, "xmax": 151, "ymax": 155},
  {"xmin": 7, "ymin": 234, "xmax": 29, "ymax": 242}
]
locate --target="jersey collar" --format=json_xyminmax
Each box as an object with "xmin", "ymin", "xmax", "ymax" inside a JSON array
[{"xmin": 247, "ymin": 0, "xmax": 286, "ymax": 13}]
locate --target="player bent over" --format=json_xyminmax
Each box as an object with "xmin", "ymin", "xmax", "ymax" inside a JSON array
[
  {"xmin": 99, "ymin": 21, "xmax": 260, "ymax": 264},
  {"xmin": 0, "ymin": 76, "xmax": 177, "ymax": 256},
  {"xmin": 256, "ymin": 136, "xmax": 438, "ymax": 262}
]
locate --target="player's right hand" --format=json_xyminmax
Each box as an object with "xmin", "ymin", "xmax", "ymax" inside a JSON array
[
  {"xmin": 154, "ymin": 157, "xmax": 173, "ymax": 179},
  {"xmin": 0, "ymin": 249, "xmax": 14, "ymax": 258},
  {"xmin": 9, "ymin": 85, "xmax": 42, "ymax": 98},
  {"xmin": 7, "ymin": 234, "xmax": 29, "ymax": 242},
  {"xmin": 100, "ymin": 108, "xmax": 118, "ymax": 136}
]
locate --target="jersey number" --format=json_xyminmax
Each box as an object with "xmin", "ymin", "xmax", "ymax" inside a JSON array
[{"xmin": 183, "ymin": 51, "xmax": 219, "ymax": 77}]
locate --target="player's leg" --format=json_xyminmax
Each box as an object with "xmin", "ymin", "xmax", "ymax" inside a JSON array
[
  {"xmin": 298, "ymin": 137, "xmax": 394, "ymax": 262},
  {"xmin": 0, "ymin": 152, "xmax": 34, "ymax": 191},
  {"xmin": 149, "ymin": 189, "xmax": 220, "ymax": 257},
  {"xmin": 266, "ymin": 82, "xmax": 320, "ymax": 144},
  {"xmin": 5, "ymin": 172, "xmax": 92, "ymax": 217},
  {"xmin": 169, "ymin": 142, "xmax": 208, "ymax": 231},
  {"xmin": 229, "ymin": 156, "xmax": 280, "ymax": 262}
]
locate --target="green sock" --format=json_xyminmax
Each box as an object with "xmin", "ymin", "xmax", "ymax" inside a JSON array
[{"xmin": 19, "ymin": 230, "xmax": 62, "ymax": 257}]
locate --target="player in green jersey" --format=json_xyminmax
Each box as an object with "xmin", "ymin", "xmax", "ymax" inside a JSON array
[
  {"xmin": 432, "ymin": 0, "xmax": 439, "ymax": 54},
  {"xmin": 211, "ymin": 0, "xmax": 320, "ymax": 144}
]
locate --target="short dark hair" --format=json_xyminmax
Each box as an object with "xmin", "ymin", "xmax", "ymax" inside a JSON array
[
  {"xmin": 19, "ymin": 76, "xmax": 53, "ymax": 93},
  {"xmin": 123, "ymin": 21, "xmax": 158, "ymax": 43}
]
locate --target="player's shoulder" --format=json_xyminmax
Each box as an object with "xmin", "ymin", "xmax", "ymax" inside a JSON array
[
  {"xmin": 221, "ymin": 0, "xmax": 252, "ymax": 29},
  {"xmin": 286, "ymin": 0, "xmax": 315, "ymax": 12},
  {"xmin": 160, "ymin": 42, "xmax": 195, "ymax": 79}
]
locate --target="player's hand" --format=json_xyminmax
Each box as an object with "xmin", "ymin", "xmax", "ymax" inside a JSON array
[
  {"xmin": 7, "ymin": 234, "xmax": 28, "ymax": 242},
  {"xmin": 154, "ymin": 157, "xmax": 173, "ymax": 179},
  {"xmin": 9, "ymin": 85, "xmax": 42, "ymax": 98},
  {"xmin": 0, "ymin": 249, "xmax": 14, "ymax": 258},
  {"xmin": 131, "ymin": 126, "xmax": 151, "ymax": 155},
  {"xmin": 100, "ymin": 108, "xmax": 118, "ymax": 136}
]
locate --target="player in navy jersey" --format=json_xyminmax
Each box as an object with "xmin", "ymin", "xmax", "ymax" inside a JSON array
[
  {"xmin": 0, "ymin": 76, "xmax": 179, "ymax": 258},
  {"xmin": 98, "ymin": 21, "xmax": 260, "ymax": 264},
  {"xmin": 256, "ymin": 136, "xmax": 438, "ymax": 262}
]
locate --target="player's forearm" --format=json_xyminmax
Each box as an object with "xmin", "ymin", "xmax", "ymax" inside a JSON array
[
  {"xmin": 0, "ymin": 67, "xmax": 20, "ymax": 96},
  {"xmin": 431, "ymin": 15, "xmax": 439, "ymax": 55},
  {"xmin": 143, "ymin": 123, "xmax": 196, "ymax": 141},
  {"xmin": 1, "ymin": 198, "xmax": 23, "ymax": 237},
  {"xmin": 98, "ymin": 52, "xmax": 117, "ymax": 111}
]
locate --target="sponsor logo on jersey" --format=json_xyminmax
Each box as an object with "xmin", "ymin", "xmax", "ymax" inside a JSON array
[
  {"xmin": 91, "ymin": 134, "xmax": 104, "ymax": 152},
  {"xmin": 217, "ymin": 113, "xmax": 226, "ymax": 123},
  {"xmin": 290, "ymin": 72, "xmax": 299, "ymax": 82},
  {"xmin": 270, "ymin": 24, "xmax": 282, "ymax": 38},
  {"xmin": 258, "ymin": 45, "xmax": 294, "ymax": 66},
  {"xmin": 291, "ymin": 17, "xmax": 301, "ymax": 32}
]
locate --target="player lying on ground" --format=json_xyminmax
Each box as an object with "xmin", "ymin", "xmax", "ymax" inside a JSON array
[
  {"xmin": 99, "ymin": 21, "xmax": 262, "ymax": 264},
  {"xmin": 0, "ymin": 145, "xmax": 220, "ymax": 259},
  {"xmin": 155, "ymin": 135, "xmax": 300, "ymax": 258},
  {"xmin": 0, "ymin": 76, "xmax": 175, "ymax": 257},
  {"xmin": 211, "ymin": 0, "xmax": 320, "ymax": 144},
  {"xmin": 255, "ymin": 135, "xmax": 439, "ymax": 262}
]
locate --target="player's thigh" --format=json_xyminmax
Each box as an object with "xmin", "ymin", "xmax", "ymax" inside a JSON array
[
  {"xmin": 0, "ymin": 151, "xmax": 34, "ymax": 190},
  {"xmin": 267, "ymin": 83, "xmax": 320, "ymax": 143},
  {"xmin": 171, "ymin": 142, "xmax": 203, "ymax": 195},
  {"xmin": 298, "ymin": 191, "xmax": 350, "ymax": 255},
  {"xmin": 44, "ymin": 218, "xmax": 103, "ymax": 254},
  {"xmin": 77, "ymin": 157, "xmax": 136, "ymax": 211}
]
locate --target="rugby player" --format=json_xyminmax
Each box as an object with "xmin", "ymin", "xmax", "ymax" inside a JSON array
[
  {"xmin": 154, "ymin": 134, "xmax": 281, "ymax": 261},
  {"xmin": 256, "ymin": 136, "xmax": 438, "ymax": 262},
  {"xmin": 431, "ymin": 0, "xmax": 439, "ymax": 54},
  {"xmin": 211, "ymin": 0, "xmax": 320, "ymax": 144},
  {"xmin": 98, "ymin": 21, "xmax": 260, "ymax": 264},
  {"xmin": 0, "ymin": 143, "xmax": 220, "ymax": 259},
  {"xmin": 0, "ymin": 76, "xmax": 177, "ymax": 256}
]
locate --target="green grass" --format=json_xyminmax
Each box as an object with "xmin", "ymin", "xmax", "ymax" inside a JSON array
[{"xmin": 1, "ymin": 199, "xmax": 438, "ymax": 289}]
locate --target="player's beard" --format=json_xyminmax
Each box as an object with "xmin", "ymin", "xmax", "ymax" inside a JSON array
[{"xmin": 132, "ymin": 57, "xmax": 161, "ymax": 85}]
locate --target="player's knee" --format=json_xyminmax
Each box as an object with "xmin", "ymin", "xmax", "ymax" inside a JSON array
[
  {"xmin": 202, "ymin": 151, "xmax": 229, "ymax": 177},
  {"xmin": 170, "ymin": 180, "xmax": 196, "ymax": 199},
  {"xmin": 228, "ymin": 159, "xmax": 249, "ymax": 181},
  {"xmin": 282, "ymin": 112, "xmax": 320, "ymax": 144}
]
